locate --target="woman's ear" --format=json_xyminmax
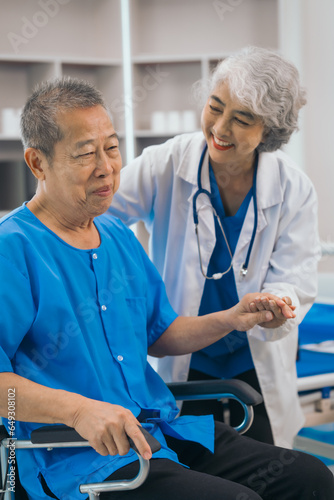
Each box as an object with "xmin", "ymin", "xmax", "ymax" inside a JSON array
[
  {"xmin": 260, "ymin": 125, "xmax": 270, "ymax": 144},
  {"xmin": 24, "ymin": 148, "xmax": 47, "ymax": 180}
]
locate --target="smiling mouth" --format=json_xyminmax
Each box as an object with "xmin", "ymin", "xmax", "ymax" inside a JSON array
[
  {"xmin": 94, "ymin": 185, "xmax": 112, "ymax": 195},
  {"xmin": 212, "ymin": 134, "xmax": 234, "ymax": 150}
]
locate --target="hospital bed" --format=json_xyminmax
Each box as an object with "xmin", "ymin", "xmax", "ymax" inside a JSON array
[
  {"xmin": 0, "ymin": 378, "xmax": 262, "ymax": 499},
  {"xmin": 294, "ymin": 271, "xmax": 334, "ymax": 467}
]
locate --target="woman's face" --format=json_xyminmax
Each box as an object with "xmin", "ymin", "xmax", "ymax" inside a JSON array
[{"xmin": 201, "ymin": 81, "xmax": 266, "ymax": 170}]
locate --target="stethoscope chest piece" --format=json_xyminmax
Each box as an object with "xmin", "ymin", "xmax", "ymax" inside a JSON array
[{"xmin": 240, "ymin": 265, "xmax": 248, "ymax": 278}]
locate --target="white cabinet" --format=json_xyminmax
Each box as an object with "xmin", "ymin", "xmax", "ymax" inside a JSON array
[
  {"xmin": 129, "ymin": 0, "xmax": 279, "ymax": 156},
  {"xmin": 0, "ymin": 0, "xmax": 124, "ymax": 210},
  {"xmin": 0, "ymin": 0, "xmax": 278, "ymax": 211}
]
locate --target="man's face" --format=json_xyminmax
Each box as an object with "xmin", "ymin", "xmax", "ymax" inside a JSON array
[{"xmin": 43, "ymin": 105, "xmax": 122, "ymax": 220}]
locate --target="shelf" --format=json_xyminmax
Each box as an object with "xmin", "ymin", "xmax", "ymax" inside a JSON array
[
  {"xmin": 135, "ymin": 129, "xmax": 200, "ymax": 138},
  {"xmin": 0, "ymin": 61, "xmax": 57, "ymax": 113},
  {"xmin": 0, "ymin": 55, "xmax": 122, "ymax": 67},
  {"xmin": 0, "ymin": 0, "xmax": 122, "ymax": 60},
  {"xmin": 51, "ymin": 58, "xmax": 121, "ymax": 66},
  {"xmin": 0, "ymin": 0, "xmax": 280, "ymax": 208},
  {"xmin": 132, "ymin": 53, "xmax": 231, "ymax": 65},
  {"xmin": 61, "ymin": 62, "xmax": 124, "ymax": 130},
  {"xmin": 130, "ymin": 0, "xmax": 278, "ymax": 58},
  {"xmin": 0, "ymin": 55, "xmax": 56, "ymax": 64},
  {"xmin": 0, "ymin": 134, "xmax": 21, "ymax": 141},
  {"xmin": 0, "ymin": 140, "xmax": 24, "ymax": 162},
  {"xmin": 0, "ymin": 160, "xmax": 33, "ymax": 211},
  {"xmin": 132, "ymin": 61, "xmax": 202, "ymax": 130},
  {"xmin": 135, "ymin": 135, "xmax": 174, "ymax": 156}
]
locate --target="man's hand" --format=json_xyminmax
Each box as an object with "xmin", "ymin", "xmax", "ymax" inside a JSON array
[
  {"xmin": 248, "ymin": 293, "xmax": 296, "ymax": 329},
  {"xmin": 227, "ymin": 293, "xmax": 295, "ymax": 331},
  {"xmin": 149, "ymin": 293, "xmax": 296, "ymax": 358},
  {"xmin": 70, "ymin": 398, "xmax": 152, "ymax": 460}
]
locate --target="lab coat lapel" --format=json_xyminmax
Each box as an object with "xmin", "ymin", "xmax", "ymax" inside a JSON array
[
  {"xmin": 187, "ymin": 147, "xmax": 216, "ymax": 257},
  {"xmin": 176, "ymin": 133, "xmax": 216, "ymax": 271},
  {"xmin": 176, "ymin": 132, "xmax": 216, "ymax": 242},
  {"xmin": 236, "ymin": 151, "xmax": 284, "ymax": 254},
  {"xmin": 175, "ymin": 132, "xmax": 207, "ymax": 185}
]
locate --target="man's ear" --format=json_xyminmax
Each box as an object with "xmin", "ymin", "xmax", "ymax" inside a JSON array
[{"xmin": 24, "ymin": 148, "xmax": 48, "ymax": 180}]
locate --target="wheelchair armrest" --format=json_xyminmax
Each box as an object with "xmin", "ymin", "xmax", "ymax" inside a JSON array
[
  {"xmin": 31, "ymin": 425, "xmax": 85, "ymax": 443},
  {"xmin": 1, "ymin": 425, "xmax": 160, "ymax": 497},
  {"xmin": 31, "ymin": 424, "xmax": 161, "ymax": 455},
  {"xmin": 167, "ymin": 379, "xmax": 263, "ymax": 406}
]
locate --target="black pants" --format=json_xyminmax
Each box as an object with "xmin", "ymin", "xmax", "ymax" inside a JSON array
[
  {"xmin": 102, "ymin": 421, "xmax": 334, "ymax": 500},
  {"xmin": 181, "ymin": 368, "xmax": 274, "ymax": 444}
]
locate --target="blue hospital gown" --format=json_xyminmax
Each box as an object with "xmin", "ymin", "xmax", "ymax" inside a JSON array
[{"xmin": 0, "ymin": 204, "xmax": 214, "ymax": 500}]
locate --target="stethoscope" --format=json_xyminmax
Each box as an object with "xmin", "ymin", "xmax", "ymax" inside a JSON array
[{"xmin": 192, "ymin": 144, "xmax": 258, "ymax": 280}]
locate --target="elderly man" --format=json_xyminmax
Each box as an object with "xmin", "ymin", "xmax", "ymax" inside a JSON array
[{"xmin": 0, "ymin": 78, "xmax": 332, "ymax": 500}]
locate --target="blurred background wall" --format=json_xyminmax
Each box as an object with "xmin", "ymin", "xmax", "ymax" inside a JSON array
[{"xmin": 0, "ymin": 0, "xmax": 333, "ymax": 271}]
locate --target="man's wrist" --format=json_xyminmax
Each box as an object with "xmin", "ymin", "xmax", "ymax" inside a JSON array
[
  {"xmin": 217, "ymin": 307, "xmax": 236, "ymax": 336},
  {"xmin": 57, "ymin": 390, "xmax": 86, "ymax": 428}
]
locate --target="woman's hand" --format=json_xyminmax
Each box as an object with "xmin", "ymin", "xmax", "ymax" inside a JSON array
[
  {"xmin": 229, "ymin": 293, "xmax": 295, "ymax": 332},
  {"xmin": 249, "ymin": 293, "xmax": 296, "ymax": 328}
]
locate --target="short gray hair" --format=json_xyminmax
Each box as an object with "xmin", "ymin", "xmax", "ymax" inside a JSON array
[
  {"xmin": 196, "ymin": 46, "xmax": 307, "ymax": 152},
  {"xmin": 21, "ymin": 77, "xmax": 107, "ymax": 161}
]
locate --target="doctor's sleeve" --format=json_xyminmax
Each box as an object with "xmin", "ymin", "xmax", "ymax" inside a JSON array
[
  {"xmin": 261, "ymin": 180, "xmax": 321, "ymax": 329},
  {"xmin": 0, "ymin": 254, "xmax": 36, "ymax": 373}
]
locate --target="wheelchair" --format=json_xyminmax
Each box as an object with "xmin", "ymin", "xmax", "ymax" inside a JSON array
[{"xmin": 0, "ymin": 379, "xmax": 262, "ymax": 500}]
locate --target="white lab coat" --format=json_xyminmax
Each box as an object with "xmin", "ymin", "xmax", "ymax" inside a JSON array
[{"xmin": 110, "ymin": 132, "xmax": 321, "ymax": 447}]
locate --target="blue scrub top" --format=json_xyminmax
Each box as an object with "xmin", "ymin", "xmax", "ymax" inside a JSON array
[
  {"xmin": 0, "ymin": 205, "xmax": 214, "ymax": 500},
  {"xmin": 190, "ymin": 163, "xmax": 254, "ymax": 379}
]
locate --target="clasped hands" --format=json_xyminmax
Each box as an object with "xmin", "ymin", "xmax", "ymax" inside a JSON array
[{"xmin": 233, "ymin": 292, "xmax": 296, "ymax": 331}]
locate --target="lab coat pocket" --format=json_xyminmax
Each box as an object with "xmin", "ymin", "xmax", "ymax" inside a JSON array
[
  {"xmin": 277, "ymin": 330, "xmax": 298, "ymax": 371},
  {"xmin": 259, "ymin": 263, "xmax": 270, "ymax": 285}
]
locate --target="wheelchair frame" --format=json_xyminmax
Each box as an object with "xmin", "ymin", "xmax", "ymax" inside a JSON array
[{"xmin": 0, "ymin": 379, "xmax": 262, "ymax": 499}]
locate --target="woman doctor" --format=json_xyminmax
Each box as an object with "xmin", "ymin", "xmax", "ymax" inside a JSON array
[{"xmin": 109, "ymin": 46, "xmax": 321, "ymax": 447}]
